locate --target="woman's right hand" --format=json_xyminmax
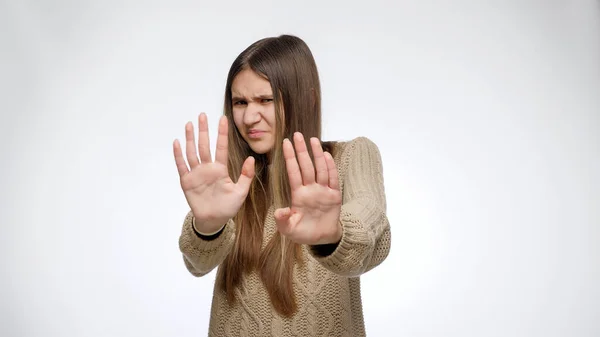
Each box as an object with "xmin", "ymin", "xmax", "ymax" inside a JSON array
[{"xmin": 173, "ymin": 113, "xmax": 255, "ymax": 234}]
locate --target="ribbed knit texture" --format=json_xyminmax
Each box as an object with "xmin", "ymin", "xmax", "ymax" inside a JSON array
[{"xmin": 178, "ymin": 137, "xmax": 391, "ymax": 336}]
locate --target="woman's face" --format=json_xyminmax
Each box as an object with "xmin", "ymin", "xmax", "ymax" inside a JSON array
[{"xmin": 231, "ymin": 68, "xmax": 278, "ymax": 155}]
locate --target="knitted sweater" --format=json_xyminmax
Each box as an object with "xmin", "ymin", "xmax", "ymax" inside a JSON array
[{"xmin": 178, "ymin": 136, "xmax": 391, "ymax": 337}]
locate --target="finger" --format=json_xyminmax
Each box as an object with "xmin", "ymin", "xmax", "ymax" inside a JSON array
[
  {"xmin": 293, "ymin": 132, "xmax": 315, "ymax": 184},
  {"xmin": 215, "ymin": 116, "xmax": 229, "ymax": 166},
  {"xmin": 173, "ymin": 139, "xmax": 189, "ymax": 177},
  {"xmin": 185, "ymin": 122, "xmax": 200, "ymax": 169},
  {"xmin": 287, "ymin": 212, "xmax": 303, "ymax": 230},
  {"xmin": 275, "ymin": 208, "xmax": 303, "ymax": 235},
  {"xmin": 310, "ymin": 137, "xmax": 328, "ymax": 186},
  {"xmin": 324, "ymin": 151, "xmax": 340, "ymax": 190},
  {"xmin": 235, "ymin": 156, "xmax": 255, "ymax": 195},
  {"xmin": 197, "ymin": 113, "xmax": 212, "ymax": 163},
  {"xmin": 274, "ymin": 208, "xmax": 292, "ymax": 235},
  {"xmin": 283, "ymin": 138, "xmax": 303, "ymax": 190},
  {"xmin": 274, "ymin": 207, "xmax": 291, "ymax": 222}
]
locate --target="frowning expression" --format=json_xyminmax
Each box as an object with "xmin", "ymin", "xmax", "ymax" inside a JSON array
[{"xmin": 231, "ymin": 68, "xmax": 278, "ymax": 155}]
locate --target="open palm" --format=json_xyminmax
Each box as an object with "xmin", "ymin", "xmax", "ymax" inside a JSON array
[
  {"xmin": 274, "ymin": 132, "xmax": 343, "ymax": 245},
  {"xmin": 173, "ymin": 113, "xmax": 255, "ymax": 234}
]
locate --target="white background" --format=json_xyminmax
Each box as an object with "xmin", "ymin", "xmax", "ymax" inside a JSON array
[{"xmin": 1, "ymin": 1, "xmax": 599, "ymax": 336}]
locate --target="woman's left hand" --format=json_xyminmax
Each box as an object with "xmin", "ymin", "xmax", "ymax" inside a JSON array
[{"xmin": 274, "ymin": 132, "xmax": 343, "ymax": 245}]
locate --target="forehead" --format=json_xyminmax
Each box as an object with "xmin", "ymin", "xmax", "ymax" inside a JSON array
[{"xmin": 231, "ymin": 69, "xmax": 272, "ymax": 96}]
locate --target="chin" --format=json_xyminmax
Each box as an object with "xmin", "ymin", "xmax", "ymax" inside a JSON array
[
  {"xmin": 244, "ymin": 136, "xmax": 274, "ymax": 155},
  {"xmin": 249, "ymin": 144, "xmax": 273, "ymax": 154}
]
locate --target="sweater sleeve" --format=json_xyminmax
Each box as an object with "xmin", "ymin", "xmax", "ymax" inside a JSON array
[
  {"xmin": 178, "ymin": 210, "xmax": 236, "ymax": 277},
  {"xmin": 309, "ymin": 137, "xmax": 391, "ymax": 277}
]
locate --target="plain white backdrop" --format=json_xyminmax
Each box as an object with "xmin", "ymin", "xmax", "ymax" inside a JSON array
[{"xmin": 1, "ymin": 0, "xmax": 599, "ymax": 336}]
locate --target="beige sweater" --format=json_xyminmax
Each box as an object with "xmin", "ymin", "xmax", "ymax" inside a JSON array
[{"xmin": 178, "ymin": 136, "xmax": 391, "ymax": 337}]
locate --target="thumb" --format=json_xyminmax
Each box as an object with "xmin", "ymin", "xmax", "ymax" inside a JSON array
[
  {"xmin": 274, "ymin": 207, "xmax": 292, "ymax": 234},
  {"xmin": 274, "ymin": 207, "xmax": 292, "ymax": 221},
  {"xmin": 236, "ymin": 156, "xmax": 255, "ymax": 193}
]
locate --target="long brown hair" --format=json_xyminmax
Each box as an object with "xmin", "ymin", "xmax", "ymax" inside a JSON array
[{"xmin": 218, "ymin": 35, "xmax": 336, "ymax": 317}]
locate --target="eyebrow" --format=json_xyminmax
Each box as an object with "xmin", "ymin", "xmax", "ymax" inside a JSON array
[{"xmin": 231, "ymin": 94, "xmax": 273, "ymax": 101}]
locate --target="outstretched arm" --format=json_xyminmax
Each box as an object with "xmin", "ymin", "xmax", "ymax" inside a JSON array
[
  {"xmin": 309, "ymin": 137, "xmax": 391, "ymax": 277},
  {"xmin": 179, "ymin": 210, "xmax": 236, "ymax": 277}
]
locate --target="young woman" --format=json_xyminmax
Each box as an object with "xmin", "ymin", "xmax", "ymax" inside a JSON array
[{"xmin": 173, "ymin": 34, "xmax": 391, "ymax": 336}]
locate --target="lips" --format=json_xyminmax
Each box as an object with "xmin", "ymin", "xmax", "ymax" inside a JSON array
[{"xmin": 248, "ymin": 130, "xmax": 265, "ymax": 139}]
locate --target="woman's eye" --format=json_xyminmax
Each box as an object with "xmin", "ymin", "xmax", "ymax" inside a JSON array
[
  {"xmin": 262, "ymin": 98, "xmax": 273, "ymax": 103},
  {"xmin": 234, "ymin": 100, "xmax": 247, "ymax": 105}
]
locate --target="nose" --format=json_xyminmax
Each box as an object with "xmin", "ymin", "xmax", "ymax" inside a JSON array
[{"xmin": 243, "ymin": 102, "xmax": 262, "ymax": 125}]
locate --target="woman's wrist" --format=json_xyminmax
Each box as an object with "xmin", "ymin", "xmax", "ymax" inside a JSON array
[{"xmin": 192, "ymin": 217, "xmax": 227, "ymax": 239}]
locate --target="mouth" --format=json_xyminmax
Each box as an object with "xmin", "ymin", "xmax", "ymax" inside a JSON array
[{"xmin": 247, "ymin": 130, "xmax": 265, "ymax": 139}]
